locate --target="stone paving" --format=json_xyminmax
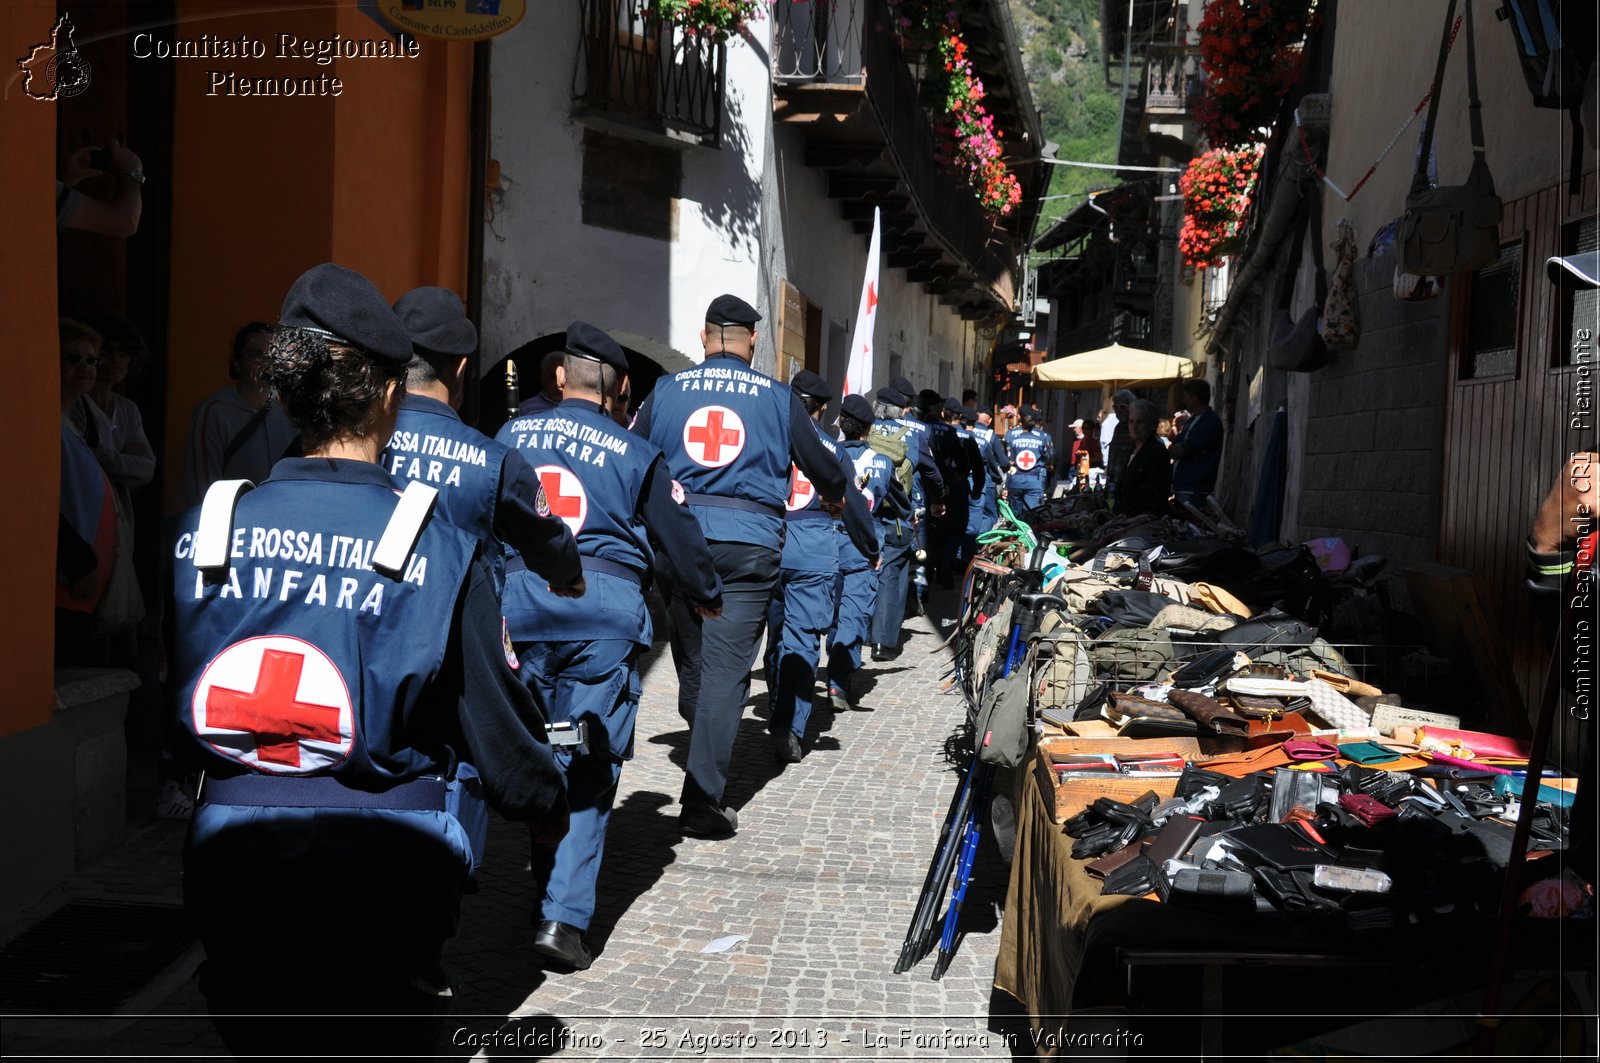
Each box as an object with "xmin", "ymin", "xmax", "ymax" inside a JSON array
[{"xmin": 4, "ymin": 589, "xmax": 1027, "ymax": 1060}]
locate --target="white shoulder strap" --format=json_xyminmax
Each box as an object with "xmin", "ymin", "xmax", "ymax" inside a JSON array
[
  {"xmin": 371, "ymin": 480, "xmax": 438, "ymax": 580},
  {"xmin": 193, "ymin": 479, "xmax": 254, "ymax": 572}
]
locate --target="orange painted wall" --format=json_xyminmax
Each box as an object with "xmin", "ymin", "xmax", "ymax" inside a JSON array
[
  {"xmin": 163, "ymin": 1, "xmax": 475, "ymax": 509},
  {"xmin": 0, "ymin": 2, "xmax": 65, "ymax": 738}
]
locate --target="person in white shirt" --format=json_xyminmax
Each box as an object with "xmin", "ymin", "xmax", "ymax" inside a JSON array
[{"xmin": 179, "ymin": 322, "xmax": 299, "ymax": 510}]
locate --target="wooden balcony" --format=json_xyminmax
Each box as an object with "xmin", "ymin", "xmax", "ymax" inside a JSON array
[{"xmin": 772, "ymin": 0, "xmax": 1037, "ymax": 317}]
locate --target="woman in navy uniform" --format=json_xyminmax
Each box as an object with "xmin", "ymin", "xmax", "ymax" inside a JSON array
[
  {"xmin": 171, "ymin": 264, "xmax": 568, "ymax": 1054},
  {"xmin": 1004, "ymin": 404, "xmax": 1055, "ymax": 512},
  {"xmin": 496, "ymin": 322, "xmax": 723, "ymax": 972}
]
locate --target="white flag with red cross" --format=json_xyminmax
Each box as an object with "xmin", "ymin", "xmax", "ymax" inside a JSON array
[{"xmin": 842, "ymin": 207, "xmax": 881, "ymax": 399}]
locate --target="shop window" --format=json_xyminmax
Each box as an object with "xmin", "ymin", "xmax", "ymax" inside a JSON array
[
  {"xmin": 1460, "ymin": 239, "xmax": 1522, "ymax": 380},
  {"xmin": 1556, "ymin": 216, "xmax": 1598, "ymax": 368}
]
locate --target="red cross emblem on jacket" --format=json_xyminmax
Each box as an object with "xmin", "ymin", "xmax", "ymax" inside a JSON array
[
  {"xmin": 683, "ymin": 405, "xmax": 745, "ymax": 468},
  {"xmin": 535, "ymin": 465, "xmax": 589, "ymax": 534},
  {"xmin": 192, "ymin": 635, "xmax": 354, "ymax": 773}
]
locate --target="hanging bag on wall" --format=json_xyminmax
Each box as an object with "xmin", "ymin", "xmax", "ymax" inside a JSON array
[
  {"xmin": 1268, "ymin": 182, "xmax": 1330, "ymax": 373},
  {"xmin": 1322, "ymin": 217, "xmax": 1361, "ymax": 348},
  {"xmin": 1398, "ymin": 0, "xmax": 1503, "ymax": 276}
]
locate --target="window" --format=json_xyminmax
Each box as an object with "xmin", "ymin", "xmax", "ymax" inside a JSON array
[
  {"xmin": 580, "ymin": 128, "xmax": 680, "ymax": 240},
  {"xmin": 1557, "ymin": 216, "xmax": 1598, "ymax": 369},
  {"xmin": 1461, "ymin": 239, "xmax": 1522, "ymax": 380}
]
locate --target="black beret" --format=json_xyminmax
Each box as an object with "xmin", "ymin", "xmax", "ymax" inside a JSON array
[
  {"xmin": 393, "ymin": 286, "xmax": 477, "ymax": 358},
  {"xmin": 790, "ymin": 369, "xmax": 832, "ymax": 403},
  {"xmin": 959, "ymin": 407, "xmax": 978, "ymax": 425},
  {"xmin": 917, "ymin": 388, "xmax": 943, "ymax": 411},
  {"xmin": 705, "ymin": 293, "xmax": 762, "ymax": 327},
  {"xmin": 875, "ymin": 385, "xmax": 908, "ymax": 406},
  {"xmin": 890, "ymin": 376, "xmax": 916, "ymax": 397},
  {"xmin": 941, "ymin": 396, "xmax": 964, "ymax": 415},
  {"xmin": 280, "ymin": 263, "xmax": 412, "ymax": 366},
  {"xmin": 564, "ymin": 320, "xmax": 629, "ymax": 373},
  {"xmin": 840, "ymin": 394, "xmax": 875, "ymax": 423}
]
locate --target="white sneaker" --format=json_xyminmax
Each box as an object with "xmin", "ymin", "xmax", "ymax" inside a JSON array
[{"xmin": 156, "ymin": 778, "xmax": 195, "ymax": 820}]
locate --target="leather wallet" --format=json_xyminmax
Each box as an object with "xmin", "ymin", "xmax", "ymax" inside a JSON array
[
  {"xmin": 1282, "ymin": 737, "xmax": 1340, "ymax": 762},
  {"xmin": 1229, "ymin": 693, "xmax": 1289, "ymax": 720},
  {"xmin": 1101, "ymin": 853, "xmax": 1165, "ymax": 897},
  {"xmin": 1168, "ymin": 689, "xmax": 1251, "ymax": 738},
  {"xmin": 1175, "ymin": 763, "xmax": 1231, "ymax": 800},
  {"xmin": 1217, "ymin": 774, "xmax": 1268, "ymax": 821},
  {"xmin": 1269, "ymin": 768, "xmax": 1330, "ymax": 822},
  {"xmin": 1223, "ymin": 823, "xmax": 1336, "ymax": 870},
  {"xmin": 1338, "ymin": 792, "xmax": 1398, "ymax": 827},
  {"xmin": 1085, "ymin": 838, "xmax": 1151, "ymax": 879},
  {"xmin": 1106, "ymin": 691, "xmax": 1188, "ymax": 723},
  {"xmin": 1145, "ymin": 815, "xmax": 1207, "ymax": 865},
  {"xmin": 1169, "ymin": 649, "xmax": 1239, "ymax": 689}
]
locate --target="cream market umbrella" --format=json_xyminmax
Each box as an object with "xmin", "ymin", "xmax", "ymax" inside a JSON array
[{"xmin": 1031, "ymin": 343, "xmax": 1194, "ymax": 388}]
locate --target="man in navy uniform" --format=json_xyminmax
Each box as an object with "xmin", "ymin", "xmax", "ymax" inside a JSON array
[
  {"xmin": 632, "ymin": 294, "xmax": 847, "ymax": 837},
  {"xmin": 497, "ymin": 322, "xmax": 722, "ymax": 969},
  {"xmin": 1005, "ymin": 404, "xmax": 1055, "ymax": 512},
  {"xmin": 898, "ymin": 380, "xmax": 944, "ymax": 613},
  {"xmin": 934, "ymin": 396, "xmax": 985, "ymax": 586},
  {"xmin": 962, "ymin": 405, "xmax": 1005, "ymax": 553},
  {"xmin": 829, "ymin": 394, "xmax": 900, "ymax": 711},
  {"xmin": 866, "ymin": 385, "xmax": 936, "ymax": 660},
  {"xmin": 173, "ymin": 263, "xmax": 568, "ymax": 1054},
  {"xmin": 764, "ymin": 370, "xmax": 878, "ymax": 761},
  {"xmin": 387, "ymin": 286, "xmax": 584, "ymax": 600}
]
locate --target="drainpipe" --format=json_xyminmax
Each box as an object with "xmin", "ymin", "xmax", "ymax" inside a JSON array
[{"xmin": 465, "ymin": 38, "xmax": 491, "ymax": 426}]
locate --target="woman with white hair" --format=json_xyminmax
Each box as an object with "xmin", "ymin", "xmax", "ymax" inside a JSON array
[{"xmin": 1113, "ymin": 399, "xmax": 1172, "ymax": 516}]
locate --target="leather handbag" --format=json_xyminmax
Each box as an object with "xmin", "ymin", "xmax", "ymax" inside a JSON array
[
  {"xmin": 1269, "ymin": 178, "xmax": 1330, "ymax": 373},
  {"xmin": 1398, "ymin": 0, "xmax": 1502, "ymax": 276},
  {"xmin": 1168, "ymin": 689, "xmax": 1251, "ymax": 738}
]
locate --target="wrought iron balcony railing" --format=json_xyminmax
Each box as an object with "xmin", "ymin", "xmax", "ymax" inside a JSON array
[
  {"xmin": 574, "ymin": 0, "xmax": 726, "ymax": 146},
  {"xmin": 773, "ymin": 0, "xmax": 865, "ymax": 82},
  {"xmin": 1145, "ymin": 48, "xmax": 1196, "ymax": 112}
]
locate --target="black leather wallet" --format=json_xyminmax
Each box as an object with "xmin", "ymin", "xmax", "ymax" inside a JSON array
[
  {"xmin": 1101, "ymin": 853, "xmax": 1165, "ymax": 896},
  {"xmin": 1145, "ymin": 815, "xmax": 1207, "ymax": 865},
  {"xmin": 1166, "ymin": 866, "xmax": 1255, "ymax": 903}
]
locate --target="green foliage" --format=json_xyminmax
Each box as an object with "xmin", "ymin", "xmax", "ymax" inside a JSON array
[{"xmin": 1009, "ymin": 0, "xmax": 1132, "ymax": 233}]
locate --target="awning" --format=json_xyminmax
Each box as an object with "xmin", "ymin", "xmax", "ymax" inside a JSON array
[{"xmin": 1031, "ymin": 343, "xmax": 1194, "ymax": 387}]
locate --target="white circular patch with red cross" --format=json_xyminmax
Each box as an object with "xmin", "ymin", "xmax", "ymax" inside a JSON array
[
  {"xmin": 535, "ymin": 465, "xmax": 589, "ymax": 534},
  {"xmin": 683, "ymin": 405, "xmax": 746, "ymax": 468},
  {"xmin": 191, "ymin": 635, "xmax": 354, "ymax": 775},
  {"xmin": 1015, "ymin": 449, "xmax": 1039, "ymax": 471},
  {"xmin": 785, "ymin": 467, "xmax": 816, "ymax": 512}
]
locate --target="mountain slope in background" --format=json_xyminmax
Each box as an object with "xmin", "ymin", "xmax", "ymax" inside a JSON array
[{"xmin": 1009, "ymin": 0, "xmax": 1134, "ymax": 230}]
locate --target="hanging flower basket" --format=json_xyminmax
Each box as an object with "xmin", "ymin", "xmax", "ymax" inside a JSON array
[
  {"xmin": 1193, "ymin": 0, "xmax": 1318, "ymax": 148},
  {"xmin": 655, "ymin": 0, "xmax": 765, "ymax": 43},
  {"xmin": 1178, "ymin": 145, "xmax": 1261, "ymax": 268},
  {"xmin": 920, "ymin": 27, "xmax": 1022, "ymax": 216}
]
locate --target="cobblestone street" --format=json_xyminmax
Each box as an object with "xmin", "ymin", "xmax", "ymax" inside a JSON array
[{"xmin": 4, "ymin": 590, "xmax": 1026, "ymax": 1060}]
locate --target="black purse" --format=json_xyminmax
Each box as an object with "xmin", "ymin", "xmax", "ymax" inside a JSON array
[
  {"xmin": 1397, "ymin": 0, "xmax": 1502, "ymax": 276},
  {"xmin": 1268, "ymin": 182, "xmax": 1329, "ymax": 374}
]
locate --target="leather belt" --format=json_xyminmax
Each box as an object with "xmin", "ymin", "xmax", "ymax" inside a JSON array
[
  {"xmin": 783, "ymin": 509, "xmax": 832, "ymax": 522},
  {"xmin": 683, "ymin": 492, "xmax": 782, "ymax": 517},
  {"xmin": 506, "ymin": 554, "xmax": 644, "ymax": 586},
  {"xmin": 201, "ymin": 773, "xmax": 448, "ymax": 811}
]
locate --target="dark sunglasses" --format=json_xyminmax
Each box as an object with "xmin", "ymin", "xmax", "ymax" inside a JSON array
[{"xmin": 63, "ymin": 352, "xmax": 101, "ymax": 367}]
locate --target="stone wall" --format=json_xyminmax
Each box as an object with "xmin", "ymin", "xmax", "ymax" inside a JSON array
[{"xmin": 1293, "ymin": 248, "xmax": 1452, "ymax": 570}]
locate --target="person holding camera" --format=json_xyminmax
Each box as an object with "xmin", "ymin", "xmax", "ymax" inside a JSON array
[{"xmin": 56, "ymin": 140, "xmax": 143, "ymax": 237}]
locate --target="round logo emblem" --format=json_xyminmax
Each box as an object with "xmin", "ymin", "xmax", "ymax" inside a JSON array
[
  {"xmin": 683, "ymin": 405, "xmax": 746, "ymax": 469},
  {"xmin": 671, "ymin": 479, "xmax": 687, "ymax": 505},
  {"xmin": 1015, "ymin": 449, "xmax": 1038, "ymax": 471},
  {"xmin": 191, "ymin": 635, "xmax": 354, "ymax": 774},
  {"xmin": 535, "ymin": 465, "xmax": 589, "ymax": 534},
  {"xmin": 785, "ymin": 467, "xmax": 816, "ymax": 512}
]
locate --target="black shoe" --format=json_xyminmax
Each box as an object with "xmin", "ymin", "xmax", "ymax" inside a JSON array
[
  {"xmin": 773, "ymin": 731, "xmax": 803, "ymax": 764},
  {"xmin": 532, "ymin": 920, "xmax": 593, "ymax": 971},
  {"xmin": 679, "ymin": 802, "xmax": 738, "ymax": 838},
  {"xmin": 873, "ymin": 644, "xmax": 901, "ymax": 662}
]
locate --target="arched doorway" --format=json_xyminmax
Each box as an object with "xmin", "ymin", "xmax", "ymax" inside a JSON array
[{"xmin": 473, "ymin": 331, "xmax": 690, "ymax": 438}]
